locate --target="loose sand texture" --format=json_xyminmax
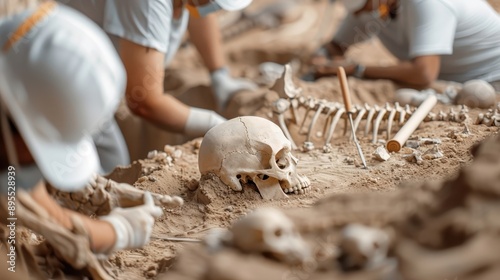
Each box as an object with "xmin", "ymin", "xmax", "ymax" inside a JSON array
[{"xmin": 5, "ymin": 0, "xmax": 500, "ymax": 279}]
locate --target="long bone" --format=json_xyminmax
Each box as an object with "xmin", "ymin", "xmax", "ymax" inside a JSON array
[
  {"xmin": 304, "ymin": 100, "xmax": 328, "ymax": 151},
  {"xmin": 298, "ymin": 97, "xmax": 316, "ymax": 134},
  {"xmin": 385, "ymin": 102, "xmax": 398, "ymax": 140},
  {"xmin": 364, "ymin": 104, "xmax": 378, "ymax": 137},
  {"xmin": 272, "ymin": 98, "xmax": 298, "ymax": 150},
  {"xmin": 352, "ymin": 104, "xmax": 368, "ymax": 136},
  {"xmin": 372, "ymin": 106, "xmax": 388, "ymax": 144},
  {"xmin": 321, "ymin": 102, "xmax": 341, "ymax": 138},
  {"xmin": 395, "ymin": 103, "xmax": 406, "ymax": 124},
  {"xmin": 324, "ymin": 107, "xmax": 346, "ymax": 148}
]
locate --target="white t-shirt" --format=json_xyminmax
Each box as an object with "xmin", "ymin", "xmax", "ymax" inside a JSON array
[
  {"xmin": 334, "ymin": 0, "xmax": 500, "ymax": 83},
  {"xmin": 58, "ymin": 0, "xmax": 189, "ymax": 66}
]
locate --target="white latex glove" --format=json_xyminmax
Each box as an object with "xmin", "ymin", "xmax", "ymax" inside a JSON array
[
  {"xmin": 184, "ymin": 107, "xmax": 226, "ymax": 138},
  {"xmin": 100, "ymin": 192, "xmax": 163, "ymax": 252},
  {"xmin": 210, "ymin": 67, "xmax": 257, "ymax": 112}
]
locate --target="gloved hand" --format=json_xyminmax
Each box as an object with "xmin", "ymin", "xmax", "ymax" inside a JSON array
[
  {"xmin": 184, "ymin": 107, "xmax": 226, "ymax": 138},
  {"xmin": 210, "ymin": 67, "xmax": 257, "ymax": 112},
  {"xmin": 99, "ymin": 192, "xmax": 163, "ymax": 252}
]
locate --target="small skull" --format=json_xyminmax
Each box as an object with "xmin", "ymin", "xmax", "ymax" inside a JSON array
[
  {"xmin": 229, "ymin": 208, "xmax": 310, "ymax": 265},
  {"xmin": 338, "ymin": 224, "xmax": 390, "ymax": 271},
  {"xmin": 198, "ymin": 116, "xmax": 310, "ymax": 200}
]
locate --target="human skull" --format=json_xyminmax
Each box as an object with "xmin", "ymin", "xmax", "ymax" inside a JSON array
[
  {"xmin": 229, "ymin": 207, "xmax": 310, "ymax": 265},
  {"xmin": 338, "ymin": 224, "xmax": 390, "ymax": 271},
  {"xmin": 198, "ymin": 116, "xmax": 310, "ymax": 200}
]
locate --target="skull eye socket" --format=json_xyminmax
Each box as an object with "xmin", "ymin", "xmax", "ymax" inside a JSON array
[
  {"xmin": 275, "ymin": 148, "xmax": 290, "ymax": 169},
  {"xmin": 258, "ymin": 174, "xmax": 270, "ymax": 180}
]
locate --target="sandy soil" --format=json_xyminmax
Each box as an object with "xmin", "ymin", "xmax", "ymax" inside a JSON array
[
  {"xmin": 4, "ymin": 0, "xmax": 500, "ymax": 279},
  {"xmin": 101, "ymin": 1, "xmax": 500, "ymax": 279}
]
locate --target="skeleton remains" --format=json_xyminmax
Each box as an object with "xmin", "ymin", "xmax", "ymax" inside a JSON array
[
  {"xmin": 475, "ymin": 102, "xmax": 500, "ymax": 127},
  {"xmin": 338, "ymin": 224, "xmax": 391, "ymax": 271},
  {"xmin": 227, "ymin": 207, "xmax": 311, "ymax": 265},
  {"xmin": 198, "ymin": 116, "xmax": 311, "ymax": 200},
  {"xmin": 270, "ymin": 64, "xmax": 470, "ymax": 152},
  {"xmin": 0, "ymin": 190, "xmax": 114, "ymax": 279},
  {"xmin": 48, "ymin": 174, "xmax": 183, "ymax": 216}
]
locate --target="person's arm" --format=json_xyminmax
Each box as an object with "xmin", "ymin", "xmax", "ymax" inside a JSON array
[
  {"xmin": 363, "ymin": 55, "xmax": 440, "ymax": 87},
  {"xmin": 30, "ymin": 181, "xmax": 116, "ymax": 253},
  {"xmin": 187, "ymin": 13, "xmax": 225, "ymax": 72},
  {"xmin": 119, "ymin": 39, "xmax": 190, "ymax": 133},
  {"xmin": 314, "ymin": 55, "xmax": 440, "ymax": 87},
  {"xmin": 186, "ymin": 14, "xmax": 257, "ymax": 112}
]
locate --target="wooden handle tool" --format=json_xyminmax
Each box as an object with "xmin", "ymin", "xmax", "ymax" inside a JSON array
[
  {"xmin": 387, "ymin": 95, "xmax": 437, "ymax": 152},
  {"xmin": 337, "ymin": 67, "xmax": 368, "ymax": 169}
]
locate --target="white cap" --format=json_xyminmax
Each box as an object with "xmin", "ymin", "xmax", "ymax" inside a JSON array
[
  {"xmin": 340, "ymin": 0, "xmax": 367, "ymax": 13},
  {"xmin": 0, "ymin": 4, "xmax": 125, "ymax": 191},
  {"xmin": 214, "ymin": 0, "xmax": 252, "ymax": 11}
]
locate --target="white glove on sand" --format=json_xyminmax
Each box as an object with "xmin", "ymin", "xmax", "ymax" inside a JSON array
[
  {"xmin": 210, "ymin": 67, "xmax": 257, "ymax": 112},
  {"xmin": 100, "ymin": 192, "xmax": 163, "ymax": 252}
]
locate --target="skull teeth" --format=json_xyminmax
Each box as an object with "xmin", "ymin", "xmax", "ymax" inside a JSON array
[{"xmin": 285, "ymin": 182, "xmax": 311, "ymax": 195}]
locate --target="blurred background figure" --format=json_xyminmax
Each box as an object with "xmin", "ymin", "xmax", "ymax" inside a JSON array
[
  {"xmin": 311, "ymin": 0, "xmax": 500, "ymax": 91},
  {"xmin": 0, "ymin": 3, "xmax": 162, "ymax": 276},
  {"xmin": 58, "ymin": 0, "xmax": 256, "ymax": 162}
]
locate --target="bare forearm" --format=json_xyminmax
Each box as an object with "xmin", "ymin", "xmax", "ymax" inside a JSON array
[
  {"xmin": 188, "ymin": 14, "xmax": 225, "ymax": 72},
  {"xmin": 364, "ymin": 60, "xmax": 438, "ymax": 87},
  {"xmin": 127, "ymin": 92, "xmax": 190, "ymax": 133}
]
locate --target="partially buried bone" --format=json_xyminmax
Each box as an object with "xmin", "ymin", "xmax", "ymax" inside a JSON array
[
  {"xmin": 3, "ymin": 191, "xmax": 113, "ymax": 279},
  {"xmin": 228, "ymin": 208, "xmax": 311, "ymax": 265},
  {"xmin": 272, "ymin": 98, "xmax": 297, "ymax": 150},
  {"xmin": 338, "ymin": 224, "xmax": 391, "ymax": 271},
  {"xmin": 48, "ymin": 174, "xmax": 183, "ymax": 216},
  {"xmin": 399, "ymin": 234, "xmax": 500, "ymax": 280},
  {"xmin": 373, "ymin": 146, "xmax": 391, "ymax": 162},
  {"xmin": 422, "ymin": 144, "xmax": 444, "ymax": 160},
  {"xmin": 270, "ymin": 63, "xmax": 302, "ymax": 100},
  {"xmin": 198, "ymin": 116, "xmax": 311, "ymax": 200}
]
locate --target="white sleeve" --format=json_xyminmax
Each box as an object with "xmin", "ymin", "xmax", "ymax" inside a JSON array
[
  {"xmin": 407, "ymin": 0, "xmax": 457, "ymax": 58},
  {"xmin": 333, "ymin": 13, "xmax": 374, "ymax": 48},
  {"xmin": 103, "ymin": 0, "xmax": 170, "ymax": 53}
]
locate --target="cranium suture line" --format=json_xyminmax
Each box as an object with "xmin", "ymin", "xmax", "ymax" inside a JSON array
[{"xmin": 198, "ymin": 116, "xmax": 311, "ymax": 200}]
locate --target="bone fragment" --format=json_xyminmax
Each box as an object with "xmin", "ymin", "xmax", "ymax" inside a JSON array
[
  {"xmin": 373, "ymin": 146, "xmax": 391, "ymax": 161},
  {"xmin": 404, "ymin": 150, "xmax": 423, "ymax": 165},
  {"xmin": 270, "ymin": 63, "xmax": 302, "ymax": 99},
  {"xmin": 422, "ymin": 144, "xmax": 444, "ymax": 160}
]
